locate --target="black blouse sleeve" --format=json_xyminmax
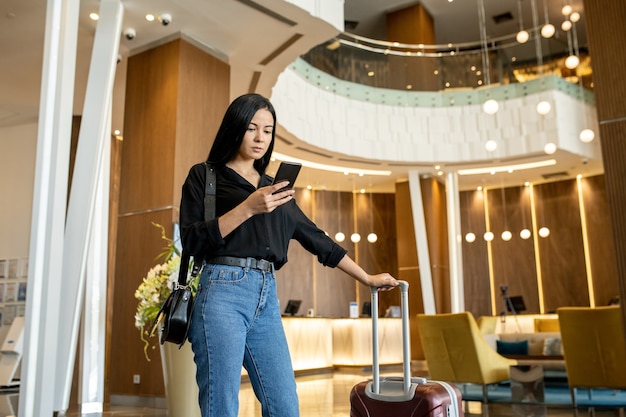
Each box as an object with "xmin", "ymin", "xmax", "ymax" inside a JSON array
[
  {"xmin": 179, "ymin": 163, "xmax": 225, "ymax": 256},
  {"xmin": 289, "ymin": 201, "xmax": 348, "ymax": 267}
]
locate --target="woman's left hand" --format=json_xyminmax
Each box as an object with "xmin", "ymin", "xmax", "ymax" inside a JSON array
[{"xmin": 368, "ymin": 273, "xmax": 399, "ymax": 291}]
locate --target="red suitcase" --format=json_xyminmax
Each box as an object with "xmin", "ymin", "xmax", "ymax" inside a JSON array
[{"xmin": 350, "ymin": 281, "xmax": 464, "ymax": 417}]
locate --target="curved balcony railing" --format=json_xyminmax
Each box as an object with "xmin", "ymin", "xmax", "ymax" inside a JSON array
[{"xmin": 300, "ymin": 29, "xmax": 591, "ymax": 93}]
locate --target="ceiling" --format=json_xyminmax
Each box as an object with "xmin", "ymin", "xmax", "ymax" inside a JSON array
[{"xmin": 0, "ymin": 0, "xmax": 599, "ymax": 194}]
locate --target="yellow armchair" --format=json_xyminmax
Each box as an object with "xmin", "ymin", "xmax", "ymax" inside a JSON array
[
  {"xmin": 557, "ymin": 305, "xmax": 626, "ymax": 407},
  {"xmin": 416, "ymin": 312, "xmax": 518, "ymax": 405}
]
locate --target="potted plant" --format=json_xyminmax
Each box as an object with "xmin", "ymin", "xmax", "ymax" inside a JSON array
[{"xmin": 134, "ymin": 223, "xmax": 200, "ymax": 417}]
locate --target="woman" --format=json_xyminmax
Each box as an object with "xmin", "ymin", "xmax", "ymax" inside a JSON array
[{"xmin": 180, "ymin": 93, "xmax": 398, "ymax": 417}]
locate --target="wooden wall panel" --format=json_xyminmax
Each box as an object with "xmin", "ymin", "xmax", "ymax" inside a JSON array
[
  {"xmin": 460, "ymin": 190, "xmax": 491, "ymax": 317},
  {"xmin": 583, "ymin": 0, "xmax": 626, "ymax": 331},
  {"xmin": 386, "ymin": 4, "xmax": 435, "ymax": 45},
  {"xmin": 581, "ymin": 0, "xmax": 626, "ymax": 122},
  {"xmin": 110, "ymin": 210, "xmax": 174, "ymax": 396},
  {"xmin": 534, "ymin": 181, "xmax": 588, "ymax": 311},
  {"xmin": 119, "ymin": 41, "xmax": 180, "ymax": 214},
  {"xmin": 582, "ymin": 175, "xmax": 619, "ymax": 306},
  {"xmin": 394, "ymin": 181, "xmax": 422, "ymax": 358},
  {"xmin": 174, "ymin": 41, "xmax": 229, "ymax": 205},
  {"xmin": 276, "ymin": 188, "xmax": 316, "ymax": 316},
  {"xmin": 312, "ymin": 190, "xmax": 357, "ymax": 318},
  {"xmin": 355, "ymin": 192, "xmax": 400, "ymax": 315},
  {"xmin": 488, "ymin": 186, "xmax": 539, "ymax": 314}
]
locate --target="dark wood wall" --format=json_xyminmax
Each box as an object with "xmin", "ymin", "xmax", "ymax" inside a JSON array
[
  {"xmin": 276, "ymin": 189, "xmax": 399, "ymax": 320},
  {"xmin": 461, "ymin": 176, "xmax": 619, "ymax": 319}
]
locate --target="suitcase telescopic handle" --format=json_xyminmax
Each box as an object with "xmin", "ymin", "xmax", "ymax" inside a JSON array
[{"xmin": 370, "ymin": 280, "xmax": 410, "ymax": 395}]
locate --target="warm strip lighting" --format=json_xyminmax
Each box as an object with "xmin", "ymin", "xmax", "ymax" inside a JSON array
[
  {"xmin": 458, "ymin": 159, "xmax": 557, "ymax": 176},
  {"xmin": 272, "ymin": 152, "xmax": 391, "ymax": 176}
]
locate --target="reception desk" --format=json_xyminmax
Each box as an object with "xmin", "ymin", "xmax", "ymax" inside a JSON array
[
  {"xmin": 282, "ymin": 317, "xmax": 334, "ymax": 372},
  {"xmin": 332, "ymin": 318, "xmax": 403, "ymax": 367},
  {"xmin": 242, "ymin": 317, "xmax": 403, "ymax": 375}
]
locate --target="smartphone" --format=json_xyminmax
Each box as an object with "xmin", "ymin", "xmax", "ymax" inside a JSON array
[{"xmin": 272, "ymin": 161, "xmax": 302, "ymax": 193}]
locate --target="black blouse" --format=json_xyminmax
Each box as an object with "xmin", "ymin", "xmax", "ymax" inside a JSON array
[{"xmin": 179, "ymin": 163, "xmax": 347, "ymax": 270}]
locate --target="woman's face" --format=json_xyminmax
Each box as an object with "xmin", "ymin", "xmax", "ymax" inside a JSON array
[{"xmin": 236, "ymin": 108, "xmax": 274, "ymax": 162}]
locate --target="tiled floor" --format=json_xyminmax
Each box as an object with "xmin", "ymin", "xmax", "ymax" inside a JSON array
[{"xmin": 7, "ymin": 369, "xmax": 625, "ymax": 416}]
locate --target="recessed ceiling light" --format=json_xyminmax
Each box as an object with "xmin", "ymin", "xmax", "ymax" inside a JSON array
[{"xmin": 89, "ymin": 13, "xmax": 99, "ymax": 20}]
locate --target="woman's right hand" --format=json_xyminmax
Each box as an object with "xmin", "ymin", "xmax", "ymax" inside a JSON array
[{"xmin": 244, "ymin": 181, "xmax": 295, "ymax": 215}]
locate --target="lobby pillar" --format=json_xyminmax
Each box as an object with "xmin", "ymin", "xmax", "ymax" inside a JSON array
[
  {"xmin": 108, "ymin": 39, "xmax": 229, "ymax": 398},
  {"xmin": 582, "ymin": 0, "xmax": 626, "ymax": 331}
]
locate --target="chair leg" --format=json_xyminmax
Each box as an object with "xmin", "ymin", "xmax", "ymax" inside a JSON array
[
  {"xmin": 570, "ymin": 386, "xmax": 577, "ymax": 408},
  {"xmin": 482, "ymin": 385, "xmax": 489, "ymax": 417}
]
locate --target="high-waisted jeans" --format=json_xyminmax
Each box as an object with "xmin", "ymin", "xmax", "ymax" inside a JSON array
[{"xmin": 188, "ymin": 263, "xmax": 300, "ymax": 417}]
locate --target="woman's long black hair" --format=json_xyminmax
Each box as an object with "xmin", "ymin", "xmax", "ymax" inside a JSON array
[{"xmin": 207, "ymin": 93, "xmax": 276, "ymax": 174}]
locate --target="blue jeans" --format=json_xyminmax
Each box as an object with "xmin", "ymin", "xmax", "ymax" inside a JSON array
[{"xmin": 188, "ymin": 263, "xmax": 300, "ymax": 417}]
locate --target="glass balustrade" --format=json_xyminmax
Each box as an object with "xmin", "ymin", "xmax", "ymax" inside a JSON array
[{"xmin": 300, "ymin": 30, "xmax": 591, "ymax": 93}]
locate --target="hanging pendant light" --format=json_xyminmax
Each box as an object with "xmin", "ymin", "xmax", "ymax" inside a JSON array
[
  {"xmin": 579, "ymin": 129, "xmax": 595, "ymax": 143},
  {"xmin": 540, "ymin": 0, "xmax": 555, "ymax": 38},
  {"xmin": 366, "ymin": 186, "xmax": 378, "ymax": 243},
  {"xmin": 516, "ymin": 0, "xmax": 529, "ymax": 43},
  {"xmin": 483, "ymin": 99, "xmax": 499, "ymax": 114},
  {"xmin": 478, "ymin": 0, "xmax": 498, "ymax": 114},
  {"xmin": 544, "ymin": 143, "xmax": 557, "ymax": 154},
  {"xmin": 520, "ymin": 184, "xmax": 532, "ymax": 240},
  {"xmin": 536, "ymin": 100, "xmax": 551, "ymax": 115},
  {"xmin": 334, "ymin": 189, "xmax": 345, "ymax": 242},
  {"xmin": 500, "ymin": 185, "xmax": 512, "ymax": 242}
]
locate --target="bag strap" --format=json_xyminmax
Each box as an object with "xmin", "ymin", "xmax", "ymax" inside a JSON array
[{"xmin": 178, "ymin": 162, "xmax": 217, "ymax": 286}]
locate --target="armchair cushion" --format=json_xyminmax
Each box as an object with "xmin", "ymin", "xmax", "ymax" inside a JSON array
[
  {"xmin": 542, "ymin": 337, "xmax": 563, "ymax": 356},
  {"xmin": 496, "ymin": 339, "xmax": 528, "ymax": 355}
]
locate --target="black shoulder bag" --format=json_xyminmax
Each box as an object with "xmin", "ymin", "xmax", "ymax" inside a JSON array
[{"xmin": 151, "ymin": 163, "xmax": 216, "ymax": 348}]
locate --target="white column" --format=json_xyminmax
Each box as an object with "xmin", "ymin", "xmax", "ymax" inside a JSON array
[
  {"xmin": 19, "ymin": 0, "xmax": 80, "ymax": 416},
  {"xmin": 53, "ymin": 0, "xmax": 123, "ymax": 412},
  {"xmin": 79, "ymin": 106, "xmax": 112, "ymax": 414},
  {"xmin": 408, "ymin": 171, "xmax": 436, "ymax": 314},
  {"xmin": 446, "ymin": 172, "xmax": 465, "ymax": 312}
]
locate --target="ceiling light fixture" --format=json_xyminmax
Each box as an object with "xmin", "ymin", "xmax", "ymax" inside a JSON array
[
  {"xmin": 561, "ymin": 20, "xmax": 572, "ymax": 31},
  {"xmin": 483, "ymin": 99, "xmax": 499, "ymax": 114},
  {"xmin": 478, "ymin": 0, "xmax": 498, "ymax": 115},
  {"xmin": 516, "ymin": 0, "xmax": 529, "ymax": 43},
  {"xmin": 540, "ymin": 0, "xmax": 555, "ymax": 38},
  {"xmin": 544, "ymin": 143, "xmax": 557, "ymax": 154},
  {"xmin": 579, "ymin": 128, "xmax": 595, "ymax": 143},
  {"xmin": 271, "ymin": 152, "xmax": 391, "ymax": 176},
  {"xmin": 458, "ymin": 159, "xmax": 557, "ymax": 176},
  {"xmin": 536, "ymin": 100, "xmax": 551, "ymax": 115}
]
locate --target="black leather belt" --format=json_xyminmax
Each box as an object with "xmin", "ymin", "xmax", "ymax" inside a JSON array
[{"xmin": 207, "ymin": 256, "xmax": 274, "ymax": 273}]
